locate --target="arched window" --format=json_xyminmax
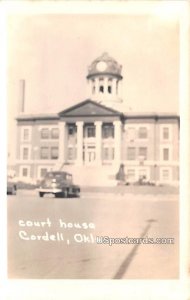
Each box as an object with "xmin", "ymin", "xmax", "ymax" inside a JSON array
[
  {"xmin": 99, "ymin": 85, "xmax": 104, "ymax": 93},
  {"xmin": 107, "ymin": 78, "xmax": 112, "ymax": 94}
]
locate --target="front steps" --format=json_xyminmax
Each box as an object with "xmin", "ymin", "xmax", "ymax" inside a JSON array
[{"xmin": 60, "ymin": 164, "xmax": 119, "ymax": 186}]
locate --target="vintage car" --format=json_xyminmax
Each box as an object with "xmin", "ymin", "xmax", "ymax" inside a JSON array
[
  {"xmin": 38, "ymin": 171, "xmax": 80, "ymax": 198},
  {"xmin": 7, "ymin": 177, "xmax": 17, "ymax": 195}
]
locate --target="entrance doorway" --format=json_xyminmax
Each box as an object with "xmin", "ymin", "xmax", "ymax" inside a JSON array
[{"xmin": 84, "ymin": 145, "xmax": 96, "ymax": 165}]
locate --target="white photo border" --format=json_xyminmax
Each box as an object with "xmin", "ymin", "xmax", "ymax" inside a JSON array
[{"xmin": 0, "ymin": 1, "xmax": 189, "ymax": 300}]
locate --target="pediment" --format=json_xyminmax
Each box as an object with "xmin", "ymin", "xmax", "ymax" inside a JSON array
[{"xmin": 58, "ymin": 99, "xmax": 121, "ymax": 117}]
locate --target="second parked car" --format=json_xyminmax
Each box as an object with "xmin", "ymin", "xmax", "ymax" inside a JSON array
[{"xmin": 7, "ymin": 177, "xmax": 17, "ymax": 195}]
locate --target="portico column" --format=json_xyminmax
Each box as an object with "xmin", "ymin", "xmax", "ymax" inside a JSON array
[
  {"xmin": 76, "ymin": 121, "xmax": 84, "ymax": 166},
  {"xmin": 58, "ymin": 121, "xmax": 66, "ymax": 164},
  {"xmin": 114, "ymin": 120, "xmax": 122, "ymax": 165},
  {"xmin": 95, "ymin": 121, "xmax": 102, "ymax": 165}
]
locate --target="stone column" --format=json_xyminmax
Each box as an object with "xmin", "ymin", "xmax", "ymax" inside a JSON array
[
  {"xmin": 112, "ymin": 78, "xmax": 117, "ymax": 95},
  {"xmin": 92, "ymin": 80, "xmax": 96, "ymax": 97},
  {"xmin": 114, "ymin": 120, "xmax": 122, "ymax": 165},
  {"xmin": 86, "ymin": 79, "xmax": 91, "ymax": 98},
  {"xmin": 95, "ymin": 77, "xmax": 99, "ymax": 96},
  {"xmin": 118, "ymin": 80, "xmax": 122, "ymax": 98},
  {"xmin": 95, "ymin": 121, "xmax": 102, "ymax": 165},
  {"xmin": 76, "ymin": 121, "xmax": 84, "ymax": 166},
  {"xmin": 58, "ymin": 121, "xmax": 66, "ymax": 165},
  {"xmin": 104, "ymin": 77, "xmax": 108, "ymax": 95}
]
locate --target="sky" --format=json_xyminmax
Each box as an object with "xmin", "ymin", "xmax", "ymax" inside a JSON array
[{"xmin": 7, "ymin": 11, "xmax": 180, "ymax": 162}]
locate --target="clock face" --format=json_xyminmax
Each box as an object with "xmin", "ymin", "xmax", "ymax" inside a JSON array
[{"xmin": 96, "ymin": 61, "xmax": 107, "ymax": 71}]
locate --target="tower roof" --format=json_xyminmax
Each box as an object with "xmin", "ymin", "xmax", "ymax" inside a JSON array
[{"xmin": 87, "ymin": 52, "xmax": 122, "ymax": 79}]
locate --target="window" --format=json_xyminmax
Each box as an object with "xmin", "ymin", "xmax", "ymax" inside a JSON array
[
  {"xmin": 102, "ymin": 125, "xmax": 114, "ymax": 138},
  {"xmin": 163, "ymin": 127, "xmax": 169, "ymax": 140},
  {"xmin": 99, "ymin": 86, "xmax": 104, "ymax": 93},
  {"xmin": 102, "ymin": 147, "xmax": 114, "ymax": 160},
  {"xmin": 160, "ymin": 145, "xmax": 171, "ymax": 161},
  {"xmin": 68, "ymin": 125, "xmax": 76, "ymax": 136},
  {"xmin": 40, "ymin": 147, "xmax": 49, "ymax": 159},
  {"xmin": 127, "ymin": 169, "xmax": 135, "ymax": 181},
  {"xmin": 127, "ymin": 127, "xmax": 136, "ymax": 141},
  {"xmin": 22, "ymin": 168, "xmax": 28, "ymax": 177},
  {"xmin": 21, "ymin": 126, "xmax": 31, "ymax": 142},
  {"xmin": 107, "ymin": 77, "xmax": 112, "ymax": 93},
  {"xmin": 162, "ymin": 169, "xmax": 169, "ymax": 180},
  {"xmin": 20, "ymin": 166, "xmax": 30, "ymax": 178},
  {"xmin": 51, "ymin": 128, "xmax": 59, "ymax": 139},
  {"xmin": 23, "ymin": 147, "xmax": 29, "ymax": 160},
  {"xmin": 68, "ymin": 147, "xmax": 76, "ymax": 160},
  {"xmin": 40, "ymin": 168, "xmax": 47, "ymax": 178},
  {"xmin": 108, "ymin": 86, "xmax": 112, "ymax": 93},
  {"xmin": 160, "ymin": 125, "xmax": 172, "ymax": 141},
  {"xmin": 103, "ymin": 148, "xmax": 109, "ymax": 160},
  {"xmin": 163, "ymin": 148, "xmax": 169, "ymax": 160},
  {"xmin": 139, "ymin": 147, "xmax": 147, "ymax": 160},
  {"xmin": 51, "ymin": 147, "xmax": 59, "ymax": 160},
  {"xmin": 127, "ymin": 147, "xmax": 136, "ymax": 160},
  {"xmin": 87, "ymin": 126, "xmax": 95, "ymax": 138},
  {"xmin": 138, "ymin": 127, "xmax": 148, "ymax": 139},
  {"xmin": 160, "ymin": 168, "xmax": 171, "ymax": 182},
  {"xmin": 37, "ymin": 167, "xmax": 51, "ymax": 179},
  {"xmin": 23, "ymin": 128, "xmax": 29, "ymax": 141},
  {"xmin": 41, "ymin": 128, "xmax": 49, "ymax": 139}
]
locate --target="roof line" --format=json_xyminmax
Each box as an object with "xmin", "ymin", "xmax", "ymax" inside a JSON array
[{"xmin": 58, "ymin": 99, "xmax": 122, "ymax": 116}]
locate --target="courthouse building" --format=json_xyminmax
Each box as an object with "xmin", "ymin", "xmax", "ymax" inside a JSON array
[{"xmin": 15, "ymin": 53, "xmax": 179, "ymax": 186}]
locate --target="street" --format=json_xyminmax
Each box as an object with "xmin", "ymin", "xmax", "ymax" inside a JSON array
[{"xmin": 7, "ymin": 187, "xmax": 179, "ymax": 279}]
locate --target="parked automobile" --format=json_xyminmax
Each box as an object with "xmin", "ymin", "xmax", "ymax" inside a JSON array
[
  {"xmin": 38, "ymin": 171, "xmax": 80, "ymax": 198},
  {"xmin": 133, "ymin": 176, "xmax": 155, "ymax": 186},
  {"xmin": 7, "ymin": 177, "xmax": 17, "ymax": 195}
]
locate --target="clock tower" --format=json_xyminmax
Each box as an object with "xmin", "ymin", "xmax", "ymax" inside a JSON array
[{"xmin": 86, "ymin": 52, "xmax": 123, "ymax": 108}]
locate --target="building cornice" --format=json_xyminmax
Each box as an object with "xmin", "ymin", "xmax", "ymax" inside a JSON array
[
  {"xmin": 123, "ymin": 113, "xmax": 180, "ymax": 120},
  {"xmin": 16, "ymin": 113, "xmax": 59, "ymax": 121},
  {"xmin": 16, "ymin": 105, "xmax": 179, "ymax": 123},
  {"xmin": 86, "ymin": 73, "xmax": 123, "ymax": 80}
]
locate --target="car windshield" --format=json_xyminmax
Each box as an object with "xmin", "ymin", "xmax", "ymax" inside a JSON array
[{"xmin": 45, "ymin": 172, "xmax": 72, "ymax": 182}]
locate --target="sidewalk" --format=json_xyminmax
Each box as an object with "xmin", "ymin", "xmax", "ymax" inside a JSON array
[{"xmin": 81, "ymin": 185, "xmax": 179, "ymax": 195}]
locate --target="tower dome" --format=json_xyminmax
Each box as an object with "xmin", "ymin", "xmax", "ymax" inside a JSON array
[
  {"xmin": 87, "ymin": 52, "xmax": 122, "ymax": 79},
  {"xmin": 86, "ymin": 52, "xmax": 123, "ymax": 108}
]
